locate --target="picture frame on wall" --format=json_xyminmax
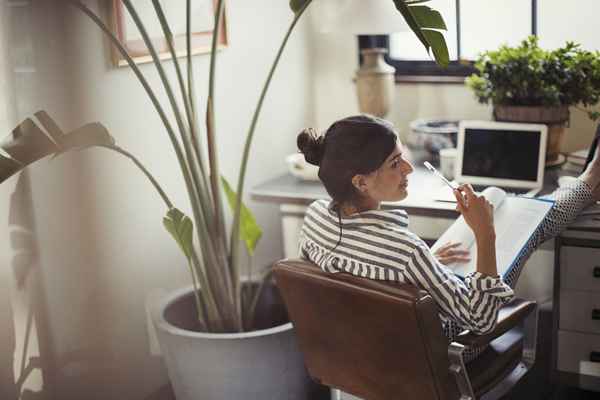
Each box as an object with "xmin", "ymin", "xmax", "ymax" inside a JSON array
[{"xmin": 110, "ymin": 0, "xmax": 228, "ymax": 67}]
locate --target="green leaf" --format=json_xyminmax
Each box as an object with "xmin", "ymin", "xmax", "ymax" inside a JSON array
[
  {"xmin": 423, "ymin": 30, "xmax": 449, "ymax": 67},
  {"xmin": 0, "ymin": 156, "xmax": 21, "ymax": 184},
  {"xmin": 3, "ymin": 118, "xmax": 58, "ymax": 165},
  {"xmin": 58, "ymin": 122, "xmax": 115, "ymax": 150},
  {"xmin": 289, "ymin": 0, "xmax": 309, "ymax": 14},
  {"xmin": 163, "ymin": 208, "xmax": 194, "ymax": 261},
  {"xmin": 392, "ymin": 0, "xmax": 429, "ymax": 49},
  {"xmin": 409, "ymin": 5, "xmax": 447, "ymax": 30},
  {"xmin": 392, "ymin": 0, "xmax": 450, "ymax": 67},
  {"xmin": 34, "ymin": 110, "xmax": 63, "ymax": 144},
  {"xmin": 151, "ymin": 0, "xmax": 174, "ymax": 41},
  {"xmin": 221, "ymin": 176, "xmax": 262, "ymax": 256},
  {"xmin": 0, "ymin": 112, "xmax": 116, "ymax": 184}
]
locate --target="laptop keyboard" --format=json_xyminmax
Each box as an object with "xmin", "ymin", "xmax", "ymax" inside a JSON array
[{"xmin": 471, "ymin": 185, "xmax": 536, "ymax": 196}]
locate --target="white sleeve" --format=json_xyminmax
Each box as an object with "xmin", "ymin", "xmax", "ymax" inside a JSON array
[{"xmin": 406, "ymin": 243, "xmax": 514, "ymax": 334}]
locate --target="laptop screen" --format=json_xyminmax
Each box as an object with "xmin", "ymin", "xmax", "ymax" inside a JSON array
[{"xmin": 462, "ymin": 127, "xmax": 541, "ymax": 182}]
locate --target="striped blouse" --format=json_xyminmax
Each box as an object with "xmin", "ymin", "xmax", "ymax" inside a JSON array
[{"xmin": 298, "ymin": 199, "xmax": 515, "ymax": 335}]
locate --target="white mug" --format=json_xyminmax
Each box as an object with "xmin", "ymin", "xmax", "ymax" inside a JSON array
[{"xmin": 439, "ymin": 148, "xmax": 457, "ymax": 180}]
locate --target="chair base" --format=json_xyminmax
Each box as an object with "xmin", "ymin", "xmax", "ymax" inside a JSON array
[{"xmin": 480, "ymin": 361, "xmax": 529, "ymax": 400}]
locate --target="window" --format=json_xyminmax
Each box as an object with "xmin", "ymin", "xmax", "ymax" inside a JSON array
[{"xmin": 360, "ymin": 0, "xmax": 600, "ymax": 83}]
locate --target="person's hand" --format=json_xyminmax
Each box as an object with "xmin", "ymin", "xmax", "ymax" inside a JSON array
[
  {"xmin": 453, "ymin": 184, "xmax": 495, "ymax": 237},
  {"xmin": 434, "ymin": 241, "xmax": 471, "ymax": 265}
]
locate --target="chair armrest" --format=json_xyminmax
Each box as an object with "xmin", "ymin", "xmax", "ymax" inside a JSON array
[{"xmin": 454, "ymin": 298, "xmax": 536, "ymax": 348}]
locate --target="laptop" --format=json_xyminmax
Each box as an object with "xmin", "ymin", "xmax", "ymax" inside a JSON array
[{"xmin": 455, "ymin": 121, "xmax": 548, "ymax": 196}]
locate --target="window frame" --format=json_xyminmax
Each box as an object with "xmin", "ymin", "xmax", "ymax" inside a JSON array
[{"xmin": 358, "ymin": 0, "xmax": 538, "ymax": 83}]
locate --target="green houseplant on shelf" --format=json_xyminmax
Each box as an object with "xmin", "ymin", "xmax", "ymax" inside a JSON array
[
  {"xmin": 0, "ymin": 1, "xmax": 449, "ymax": 398},
  {"xmin": 466, "ymin": 35, "xmax": 600, "ymax": 163}
]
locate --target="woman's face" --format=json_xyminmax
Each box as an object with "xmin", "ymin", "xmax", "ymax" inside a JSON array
[{"xmin": 359, "ymin": 142, "xmax": 414, "ymax": 204}]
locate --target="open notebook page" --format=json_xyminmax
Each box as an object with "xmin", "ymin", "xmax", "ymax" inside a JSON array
[
  {"xmin": 431, "ymin": 187, "xmax": 553, "ymax": 278},
  {"xmin": 431, "ymin": 187, "xmax": 507, "ymax": 255}
]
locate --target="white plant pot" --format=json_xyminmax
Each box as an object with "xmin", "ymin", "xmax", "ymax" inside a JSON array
[{"xmin": 152, "ymin": 286, "xmax": 324, "ymax": 400}]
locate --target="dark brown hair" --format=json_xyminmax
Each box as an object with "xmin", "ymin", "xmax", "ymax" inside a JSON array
[{"xmin": 297, "ymin": 115, "xmax": 397, "ymax": 205}]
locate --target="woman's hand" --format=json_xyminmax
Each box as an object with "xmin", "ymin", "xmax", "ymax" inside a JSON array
[
  {"xmin": 434, "ymin": 241, "xmax": 471, "ymax": 265},
  {"xmin": 454, "ymin": 184, "xmax": 498, "ymax": 277},
  {"xmin": 453, "ymin": 184, "xmax": 495, "ymax": 238}
]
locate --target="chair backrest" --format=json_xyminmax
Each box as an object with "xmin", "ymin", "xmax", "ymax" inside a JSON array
[{"xmin": 274, "ymin": 258, "xmax": 460, "ymax": 400}]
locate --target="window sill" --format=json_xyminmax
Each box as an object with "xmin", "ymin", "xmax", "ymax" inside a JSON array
[{"xmin": 395, "ymin": 75, "xmax": 467, "ymax": 84}]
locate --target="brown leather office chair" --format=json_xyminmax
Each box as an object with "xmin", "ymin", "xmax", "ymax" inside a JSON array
[{"xmin": 274, "ymin": 259, "xmax": 538, "ymax": 400}]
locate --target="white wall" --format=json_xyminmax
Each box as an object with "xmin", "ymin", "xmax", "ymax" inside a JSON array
[
  {"xmin": 1, "ymin": 0, "xmax": 313, "ymax": 398},
  {"xmin": 310, "ymin": 29, "xmax": 599, "ymax": 152}
]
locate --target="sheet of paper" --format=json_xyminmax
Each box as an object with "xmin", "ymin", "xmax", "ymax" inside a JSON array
[
  {"xmin": 432, "ymin": 187, "xmax": 506, "ymax": 255},
  {"xmin": 432, "ymin": 189, "xmax": 553, "ymax": 278}
]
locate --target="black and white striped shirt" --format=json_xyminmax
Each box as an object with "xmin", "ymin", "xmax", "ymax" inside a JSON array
[{"xmin": 299, "ymin": 199, "xmax": 514, "ymax": 335}]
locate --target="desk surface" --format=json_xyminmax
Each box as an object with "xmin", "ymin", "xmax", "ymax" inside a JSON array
[
  {"xmin": 252, "ymin": 167, "xmax": 458, "ymax": 217},
  {"xmin": 253, "ymin": 163, "xmax": 573, "ymax": 212}
]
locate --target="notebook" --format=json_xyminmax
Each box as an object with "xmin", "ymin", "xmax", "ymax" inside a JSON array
[
  {"xmin": 455, "ymin": 121, "xmax": 548, "ymax": 196},
  {"xmin": 431, "ymin": 186, "xmax": 554, "ymax": 279}
]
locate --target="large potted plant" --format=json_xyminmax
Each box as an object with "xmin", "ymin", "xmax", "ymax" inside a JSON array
[
  {"xmin": 0, "ymin": 1, "xmax": 449, "ymax": 398},
  {"xmin": 466, "ymin": 36, "xmax": 600, "ymax": 163}
]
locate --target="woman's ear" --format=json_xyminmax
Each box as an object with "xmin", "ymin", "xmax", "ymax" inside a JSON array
[{"xmin": 351, "ymin": 174, "xmax": 369, "ymax": 194}]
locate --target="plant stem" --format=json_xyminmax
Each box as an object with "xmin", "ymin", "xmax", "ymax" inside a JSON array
[
  {"xmin": 230, "ymin": 1, "xmax": 313, "ymax": 295},
  {"xmin": 100, "ymin": 144, "xmax": 173, "ymax": 209},
  {"xmin": 97, "ymin": 144, "xmax": 208, "ymax": 329},
  {"xmin": 68, "ymin": 2, "xmax": 187, "ymax": 177},
  {"xmin": 187, "ymin": 259, "xmax": 207, "ymax": 330},
  {"xmin": 187, "ymin": 0, "xmax": 194, "ymax": 120},
  {"xmin": 183, "ymin": 4, "xmax": 231, "ymax": 309},
  {"xmin": 206, "ymin": 0, "xmax": 236, "ymax": 325},
  {"xmin": 70, "ymin": 0, "xmax": 224, "ymax": 328},
  {"xmin": 151, "ymin": 0, "xmax": 234, "ymax": 311},
  {"xmin": 151, "ymin": 0, "xmax": 215, "ymax": 225},
  {"xmin": 242, "ymin": 251, "xmax": 253, "ymax": 328},
  {"xmin": 190, "ymin": 248, "xmax": 222, "ymax": 331},
  {"xmin": 122, "ymin": 0, "xmax": 236, "ymax": 329},
  {"xmin": 248, "ymin": 269, "xmax": 274, "ymax": 330},
  {"xmin": 186, "ymin": 0, "xmax": 208, "ymax": 207},
  {"xmin": 69, "ymin": 1, "xmax": 188, "ymax": 211}
]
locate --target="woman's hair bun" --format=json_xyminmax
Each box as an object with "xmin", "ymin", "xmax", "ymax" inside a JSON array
[{"xmin": 297, "ymin": 128, "xmax": 324, "ymax": 166}]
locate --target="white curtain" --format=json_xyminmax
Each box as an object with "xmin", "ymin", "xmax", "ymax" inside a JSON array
[
  {"xmin": 0, "ymin": 0, "xmax": 19, "ymax": 397},
  {"xmin": 0, "ymin": 1, "xmax": 45, "ymax": 398}
]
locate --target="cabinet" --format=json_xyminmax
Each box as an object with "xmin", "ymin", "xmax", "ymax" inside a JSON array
[{"xmin": 554, "ymin": 229, "xmax": 600, "ymax": 391}]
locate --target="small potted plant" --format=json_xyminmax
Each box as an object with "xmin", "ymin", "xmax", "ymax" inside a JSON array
[{"xmin": 466, "ymin": 35, "xmax": 600, "ymax": 162}]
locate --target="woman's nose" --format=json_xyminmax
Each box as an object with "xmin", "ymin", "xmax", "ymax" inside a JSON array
[{"xmin": 402, "ymin": 160, "xmax": 414, "ymax": 175}]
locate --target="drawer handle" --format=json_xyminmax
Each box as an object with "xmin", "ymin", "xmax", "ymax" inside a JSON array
[
  {"xmin": 593, "ymin": 309, "xmax": 600, "ymax": 320},
  {"xmin": 594, "ymin": 266, "xmax": 600, "ymax": 278},
  {"xmin": 591, "ymin": 352, "xmax": 600, "ymax": 363}
]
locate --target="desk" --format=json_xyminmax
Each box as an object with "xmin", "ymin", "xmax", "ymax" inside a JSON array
[{"xmin": 252, "ymin": 164, "xmax": 600, "ymax": 392}]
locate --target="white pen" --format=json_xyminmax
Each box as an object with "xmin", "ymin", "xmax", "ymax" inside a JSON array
[{"xmin": 423, "ymin": 161, "xmax": 459, "ymax": 191}]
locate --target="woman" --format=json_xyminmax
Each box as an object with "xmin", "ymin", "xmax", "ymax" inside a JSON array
[{"xmin": 297, "ymin": 115, "xmax": 600, "ymax": 361}]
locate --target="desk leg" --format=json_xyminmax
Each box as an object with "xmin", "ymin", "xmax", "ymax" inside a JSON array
[{"xmin": 280, "ymin": 204, "xmax": 308, "ymax": 259}]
